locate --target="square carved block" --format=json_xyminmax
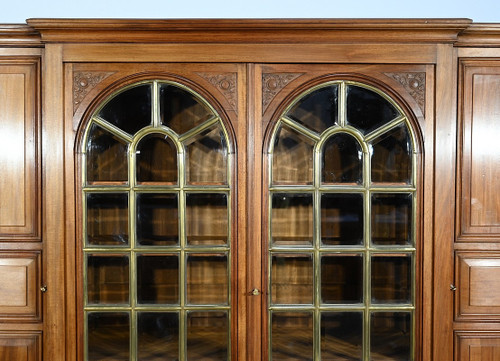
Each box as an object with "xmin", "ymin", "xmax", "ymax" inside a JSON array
[
  {"xmin": 456, "ymin": 252, "xmax": 500, "ymax": 320},
  {"xmin": 0, "ymin": 332, "xmax": 41, "ymax": 361},
  {"xmin": 0, "ymin": 252, "xmax": 41, "ymax": 322},
  {"xmin": 456, "ymin": 332, "xmax": 500, "ymax": 361}
]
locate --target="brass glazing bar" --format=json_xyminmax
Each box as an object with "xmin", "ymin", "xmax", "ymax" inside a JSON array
[
  {"xmin": 152, "ymin": 81, "xmax": 160, "ymax": 128},
  {"xmin": 364, "ymin": 115, "xmax": 406, "ymax": 142},
  {"xmin": 91, "ymin": 116, "xmax": 134, "ymax": 143},
  {"xmin": 339, "ymin": 81, "xmax": 347, "ymax": 128},
  {"xmin": 178, "ymin": 115, "xmax": 219, "ymax": 142},
  {"xmin": 281, "ymin": 116, "xmax": 321, "ymax": 141},
  {"xmin": 83, "ymin": 186, "xmax": 130, "ymax": 192}
]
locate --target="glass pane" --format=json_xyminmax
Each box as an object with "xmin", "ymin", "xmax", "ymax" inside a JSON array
[
  {"xmin": 372, "ymin": 255, "xmax": 412, "ymax": 304},
  {"xmin": 321, "ymin": 312, "xmax": 362, "ymax": 360},
  {"xmin": 286, "ymin": 85, "xmax": 338, "ymax": 134},
  {"xmin": 86, "ymin": 193, "xmax": 128, "ymax": 246},
  {"xmin": 321, "ymin": 255, "xmax": 363, "ymax": 304},
  {"xmin": 187, "ymin": 254, "xmax": 228, "ymax": 305},
  {"xmin": 136, "ymin": 134, "xmax": 177, "ymax": 183},
  {"xmin": 186, "ymin": 193, "xmax": 228, "ymax": 246},
  {"xmin": 187, "ymin": 311, "xmax": 228, "ymax": 361},
  {"xmin": 371, "ymin": 125, "xmax": 412, "ymax": 184},
  {"xmin": 87, "ymin": 312, "xmax": 129, "ymax": 361},
  {"xmin": 346, "ymin": 85, "xmax": 400, "ymax": 134},
  {"xmin": 321, "ymin": 193, "xmax": 364, "ymax": 246},
  {"xmin": 185, "ymin": 125, "xmax": 227, "ymax": 185},
  {"xmin": 322, "ymin": 133, "xmax": 363, "ymax": 184},
  {"xmin": 272, "ymin": 254, "xmax": 313, "ymax": 305},
  {"xmin": 136, "ymin": 193, "xmax": 178, "ymax": 246},
  {"xmin": 272, "ymin": 125, "xmax": 315, "ymax": 185},
  {"xmin": 138, "ymin": 312, "xmax": 179, "ymax": 360},
  {"xmin": 87, "ymin": 254, "xmax": 129, "ymax": 305},
  {"xmin": 272, "ymin": 312, "xmax": 313, "ymax": 360},
  {"xmin": 86, "ymin": 124, "xmax": 128, "ymax": 183},
  {"xmin": 137, "ymin": 255, "xmax": 179, "ymax": 304},
  {"xmin": 272, "ymin": 193, "xmax": 313, "ymax": 246},
  {"xmin": 160, "ymin": 84, "xmax": 214, "ymax": 135},
  {"xmin": 370, "ymin": 312, "xmax": 411, "ymax": 360},
  {"xmin": 371, "ymin": 193, "xmax": 412, "ymax": 245},
  {"xmin": 98, "ymin": 84, "xmax": 152, "ymax": 135}
]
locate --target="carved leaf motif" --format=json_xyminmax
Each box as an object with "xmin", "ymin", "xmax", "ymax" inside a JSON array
[
  {"xmin": 384, "ymin": 72, "xmax": 426, "ymax": 114},
  {"xmin": 196, "ymin": 72, "xmax": 238, "ymax": 112},
  {"xmin": 262, "ymin": 73, "xmax": 304, "ymax": 114},
  {"xmin": 73, "ymin": 71, "xmax": 114, "ymax": 114}
]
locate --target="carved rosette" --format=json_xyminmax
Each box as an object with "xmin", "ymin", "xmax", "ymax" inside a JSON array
[
  {"xmin": 384, "ymin": 72, "xmax": 426, "ymax": 114},
  {"xmin": 196, "ymin": 72, "xmax": 238, "ymax": 112},
  {"xmin": 73, "ymin": 71, "xmax": 114, "ymax": 114},
  {"xmin": 262, "ymin": 73, "xmax": 303, "ymax": 114}
]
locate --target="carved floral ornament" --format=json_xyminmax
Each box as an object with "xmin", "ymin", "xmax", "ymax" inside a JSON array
[
  {"xmin": 262, "ymin": 73, "xmax": 304, "ymax": 114},
  {"xmin": 73, "ymin": 71, "xmax": 114, "ymax": 114},
  {"xmin": 196, "ymin": 72, "xmax": 238, "ymax": 112},
  {"xmin": 384, "ymin": 72, "xmax": 426, "ymax": 114}
]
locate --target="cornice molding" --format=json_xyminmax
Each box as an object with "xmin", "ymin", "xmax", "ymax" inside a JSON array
[
  {"xmin": 0, "ymin": 25, "xmax": 41, "ymax": 47},
  {"xmin": 456, "ymin": 23, "xmax": 500, "ymax": 47}
]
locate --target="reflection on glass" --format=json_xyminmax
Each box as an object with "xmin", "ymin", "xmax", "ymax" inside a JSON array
[
  {"xmin": 321, "ymin": 193, "xmax": 364, "ymax": 246},
  {"xmin": 322, "ymin": 133, "xmax": 363, "ymax": 184},
  {"xmin": 321, "ymin": 312, "xmax": 362, "ymax": 360},
  {"xmin": 372, "ymin": 255, "xmax": 412, "ymax": 304},
  {"xmin": 185, "ymin": 125, "xmax": 227, "ymax": 184},
  {"xmin": 136, "ymin": 134, "xmax": 177, "ymax": 183},
  {"xmin": 88, "ymin": 312, "xmax": 129, "ymax": 361},
  {"xmin": 160, "ymin": 84, "xmax": 214, "ymax": 135},
  {"xmin": 370, "ymin": 312, "xmax": 411, "ymax": 360},
  {"xmin": 87, "ymin": 255, "xmax": 129, "ymax": 305},
  {"xmin": 272, "ymin": 312, "xmax": 313, "ymax": 360},
  {"xmin": 287, "ymin": 85, "xmax": 338, "ymax": 134},
  {"xmin": 137, "ymin": 255, "xmax": 179, "ymax": 304},
  {"xmin": 98, "ymin": 84, "xmax": 152, "ymax": 135},
  {"xmin": 86, "ymin": 124, "xmax": 128, "ymax": 183},
  {"xmin": 371, "ymin": 125, "xmax": 412, "ymax": 184},
  {"xmin": 371, "ymin": 193, "xmax": 412, "ymax": 245},
  {"xmin": 186, "ymin": 193, "xmax": 228, "ymax": 246},
  {"xmin": 272, "ymin": 193, "xmax": 313, "ymax": 246},
  {"xmin": 272, "ymin": 254, "xmax": 313, "ymax": 305},
  {"xmin": 187, "ymin": 254, "xmax": 228, "ymax": 305},
  {"xmin": 321, "ymin": 255, "xmax": 363, "ymax": 304},
  {"xmin": 136, "ymin": 193, "xmax": 178, "ymax": 246},
  {"xmin": 187, "ymin": 311, "xmax": 228, "ymax": 361},
  {"xmin": 87, "ymin": 193, "xmax": 128, "ymax": 246},
  {"xmin": 138, "ymin": 312, "xmax": 179, "ymax": 361},
  {"xmin": 346, "ymin": 85, "xmax": 400, "ymax": 134},
  {"xmin": 272, "ymin": 125, "xmax": 315, "ymax": 185}
]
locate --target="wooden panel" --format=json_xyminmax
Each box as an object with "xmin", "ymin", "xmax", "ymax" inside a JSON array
[
  {"xmin": 456, "ymin": 252, "xmax": 500, "ymax": 320},
  {"xmin": 0, "ymin": 332, "xmax": 41, "ymax": 361},
  {"xmin": 0, "ymin": 252, "xmax": 41, "ymax": 322},
  {"xmin": 0, "ymin": 62, "xmax": 39, "ymax": 239},
  {"xmin": 456, "ymin": 332, "xmax": 500, "ymax": 361}
]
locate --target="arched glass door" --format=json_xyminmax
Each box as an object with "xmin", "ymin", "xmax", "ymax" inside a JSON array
[
  {"xmin": 268, "ymin": 81, "xmax": 417, "ymax": 360},
  {"xmin": 81, "ymin": 80, "xmax": 233, "ymax": 361}
]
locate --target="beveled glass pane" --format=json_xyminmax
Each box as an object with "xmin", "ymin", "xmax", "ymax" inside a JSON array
[
  {"xmin": 272, "ymin": 312, "xmax": 313, "ymax": 360},
  {"xmin": 286, "ymin": 85, "xmax": 338, "ymax": 134},
  {"xmin": 86, "ymin": 124, "xmax": 128, "ymax": 183},
  {"xmin": 187, "ymin": 311, "xmax": 228, "ymax": 361},
  {"xmin": 187, "ymin": 254, "xmax": 228, "ymax": 305},
  {"xmin": 272, "ymin": 125, "xmax": 315, "ymax": 185},
  {"xmin": 346, "ymin": 85, "xmax": 400, "ymax": 134},
  {"xmin": 137, "ymin": 255, "xmax": 179, "ymax": 304},
  {"xmin": 186, "ymin": 193, "xmax": 228, "ymax": 246},
  {"xmin": 370, "ymin": 312, "xmax": 411, "ymax": 360},
  {"xmin": 322, "ymin": 133, "xmax": 363, "ymax": 184},
  {"xmin": 321, "ymin": 312, "xmax": 362, "ymax": 360},
  {"xmin": 98, "ymin": 84, "xmax": 152, "ymax": 135},
  {"xmin": 321, "ymin": 193, "xmax": 364, "ymax": 246},
  {"xmin": 136, "ymin": 193, "xmax": 178, "ymax": 246},
  {"xmin": 272, "ymin": 193, "xmax": 313, "ymax": 246},
  {"xmin": 371, "ymin": 255, "xmax": 412, "ymax": 304},
  {"xmin": 321, "ymin": 255, "xmax": 363, "ymax": 304},
  {"xmin": 87, "ymin": 255, "xmax": 129, "ymax": 305},
  {"xmin": 272, "ymin": 254, "xmax": 313, "ymax": 305},
  {"xmin": 160, "ymin": 84, "xmax": 214, "ymax": 135},
  {"xmin": 86, "ymin": 193, "xmax": 128, "ymax": 246},
  {"xmin": 136, "ymin": 134, "xmax": 177, "ymax": 183},
  {"xmin": 371, "ymin": 125, "xmax": 412, "ymax": 184},
  {"xmin": 185, "ymin": 125, "xmax": 228, "ymax": 185},
  {"xmin": 138, "ymin": 312, "xmax": 179, "ymax": 360},
  {"xmin": 88, "ymin": 312, "xmax": 129, "ymax": 361},
  {"xmin": 371, "ymin": 193, "xmax": 412, "ymax": 245}
]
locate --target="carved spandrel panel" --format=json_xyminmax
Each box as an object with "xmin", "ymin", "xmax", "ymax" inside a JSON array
[
  {"xmin": 262, "ymin": 73, "xmax": 303, "ymax": 114},
  {"xmin": 384, "ymin": 72, "xmax": 425, "ymax": 115},
  {"xmin": 73, "ymin": 71, "xmax": 114, "ymax": 114},
  {"xmin": 196, "ymin": 72, "xmax": 238, "ymax": 113}
]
